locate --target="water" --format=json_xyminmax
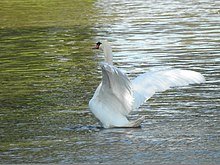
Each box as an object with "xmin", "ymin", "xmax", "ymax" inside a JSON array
[{"xmin": 0, "ymin": 0, "xmax": 219, "ymax": 164}]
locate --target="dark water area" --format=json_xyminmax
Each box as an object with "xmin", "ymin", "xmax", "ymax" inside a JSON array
[{"xmin": 0, "ymin": 0, "xmax": 219, "ymax": 164}]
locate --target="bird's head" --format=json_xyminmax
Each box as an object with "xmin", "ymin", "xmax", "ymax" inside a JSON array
[
  {"xmin": 92, "ymin": 40, "xmax": 113, "ymax": 65},
  {"xmin": 93, "ymin": 41, "xmax": 102, "ymax": 49}
]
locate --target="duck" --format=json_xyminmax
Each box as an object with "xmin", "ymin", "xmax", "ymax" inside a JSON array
[{"xmin": 89, "ymin": 40, "xmax": 205, "ymax": 128}]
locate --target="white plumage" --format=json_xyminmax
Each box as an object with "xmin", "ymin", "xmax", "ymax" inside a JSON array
[
  {"xmin": 132, "ymin": 69, "xmax": 205, "ymax": 109},
  {"xmin": 89, "ymin": 41, "xmax": 205, "ymax": 128}
]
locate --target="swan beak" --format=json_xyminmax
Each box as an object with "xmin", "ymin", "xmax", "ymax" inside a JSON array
[
  {"xmin": 92, "ymin": 44, "xmax": 100, "ymax": 49},
  {"xmin": 92, "ymin": 42, "xmax": 102, "ymax": 49}
]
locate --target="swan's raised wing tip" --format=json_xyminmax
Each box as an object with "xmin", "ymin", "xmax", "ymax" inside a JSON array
[
  {"xmin": 200, "ymin": 74, "xmax": 206, "ymax": 83},
  {"xmin": 99, "ymin": 62, "xmax": 133, "ymax": 115},
  {"xmin": 183, "ymin": 69, "xmax": 206, "ymax": 84},
  {"xmin": 99, "ymin": 62, "xmax": 114, "ymax": 72},
  {"xmin": 132, "ymin": 69, "xmax": 206, "ymax": 109}
]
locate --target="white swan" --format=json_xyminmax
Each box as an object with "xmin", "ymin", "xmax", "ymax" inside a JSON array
[{"xmin": 89, "ymin": 41, "xmax": 205, "ymax": 128}]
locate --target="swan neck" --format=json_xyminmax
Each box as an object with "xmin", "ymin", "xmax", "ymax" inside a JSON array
[{"xmin": 103, "ymin": 45, "xmax": 113, "ymax": 65}]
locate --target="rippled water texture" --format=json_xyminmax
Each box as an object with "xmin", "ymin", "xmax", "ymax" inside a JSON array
[{"xmin": 0, "ymin": 0, "xmax": 219, "ymax": 164}]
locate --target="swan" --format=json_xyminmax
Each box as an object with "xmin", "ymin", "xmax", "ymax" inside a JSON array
[{"xmin": 89, "ymin": 41, "xmax": 205, "ymax": 128}]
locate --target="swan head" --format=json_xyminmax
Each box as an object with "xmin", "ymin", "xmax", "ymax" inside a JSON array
[
  {"xmin": 93, "ymin": 40, "xmax": 113, "ymax": 65},
  {"xmin": 94, "ymin": 41, "xmax": 102, "ymax": 49},
  {"xmin": 93, "ymin": 41, "xmax": 111, "ymax": 51}
]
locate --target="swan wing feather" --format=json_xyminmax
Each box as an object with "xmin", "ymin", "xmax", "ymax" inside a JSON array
[
  {"xmin": 132, "ymin": 69, "xmax": 205, "ymax": 109},
  {"xmin": 99, "ymin": 62, "xmax": 133, "ymax": 115}
]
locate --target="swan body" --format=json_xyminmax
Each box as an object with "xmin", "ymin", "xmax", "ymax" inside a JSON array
[{"xmin": 89, "ymin": 41, "xmax": 205, "ymax": 128}]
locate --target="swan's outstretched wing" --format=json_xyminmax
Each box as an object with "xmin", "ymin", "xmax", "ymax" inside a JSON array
[
  {"xmin": 132, "ymin": 69, "xmax": 205, "ymax": 109},
  {"xmin": 99, "ymin": 62, "xmax": 133, "ymax": 116}
]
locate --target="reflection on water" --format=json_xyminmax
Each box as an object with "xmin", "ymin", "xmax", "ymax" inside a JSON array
[
  {"xmin": 0, "ymin": 0, "xmax": 220, "ymax": 164},
  {"xmin": 0, "ymin": 0, "xmax": 96, "ymax": 28}
]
